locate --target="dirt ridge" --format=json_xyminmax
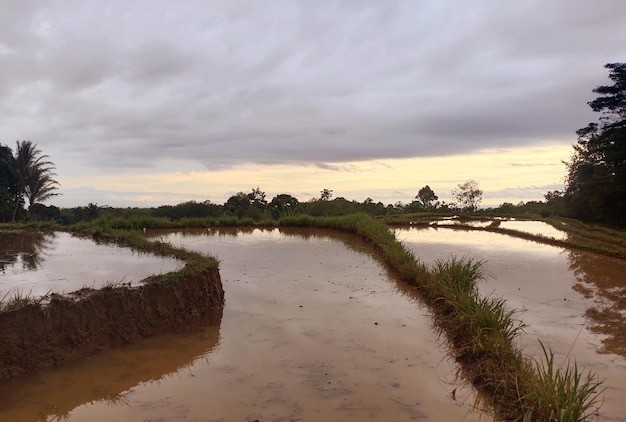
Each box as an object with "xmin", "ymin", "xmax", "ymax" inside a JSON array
[{"xmin": 0, "ymin": 267, "xmax": 224, "ymax": 380}]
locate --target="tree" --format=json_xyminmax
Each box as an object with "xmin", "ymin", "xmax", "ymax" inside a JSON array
[
  {"xmin": 1, "ymin": 141, "xmax": 59, "ymax": 222},
  {"xmin": 0, "ymin": 145, "xmax": 16, "ymax": 221},
  {"xmin": 269, "ymin": 194, "xmax": 299, "ymax": 218},
  {"xmin": 416, "ymin": 185, "xmax": 438, "ymax": 209},
  {"xmin": 225, "ymin": 192, "xmax": 251, "ymax": 218},
  {"xmin": 452, "ymin": 180, "xmax": 482, "ymax": 212},
  {"xmin": 247, "ymin": 187, "xmax": 267, "ymax": 206},
  {"xmin": 320, "ymin": 188, "xmax": 333, "ymax": 201},
  {"xmin": 564, "ymin": 63, "xmax": 626, "ymax": 225}
]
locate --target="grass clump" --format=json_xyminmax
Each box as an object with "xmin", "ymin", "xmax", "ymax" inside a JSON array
[
  {"xmin": 0, "ymin": 290, "xmax": 34, "ymax": 312},
  {"xmin": 523, "ymin": 342, "xmax": 604, "ymax": 421},
  {"xmin": 425, "ymin": 256, "xmax": 603, "ymax": 420}
]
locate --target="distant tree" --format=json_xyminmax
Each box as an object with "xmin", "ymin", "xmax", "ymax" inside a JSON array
[
  {"xmin": 224, "ymin": 192, "xmax": 250, "ymax": 218},
  {"xmin": 361, "ymin": 197, "xmax": 386, "ymax": 215},
  {"xmin": 564, "ymin": 63, "xmax": 626, "ymax": 225},
  {"xmin": 320, "ymin": 188, "xmax": 333, "ymax": 201},
  {"xmin": 416, "ymin": 185, "xmax": 438, "ymax": 209},
  {"xmin": 0, "ymin": 145, "xmax": 15, "ymax": 221},
  {"xmin": 29, "ymin": 203, "xmax": 61, "ymax": 221},
  {"xmin": 248, "ymin": 187, "xmax": 267, "ymax": 206},
  {"xmin": 269, "ymin": 194, "xmax": 299, "ymax": 218},
  {"xmin": 85, "ymin": 202, "xmax": 100, "ymax": 219},
  {"xmin": 452, "ymin": 180, "xmax": 483, "ymax": 212}
]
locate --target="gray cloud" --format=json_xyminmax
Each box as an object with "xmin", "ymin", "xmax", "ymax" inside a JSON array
[{"xmin": 1, "ymin": 0, "xmax": 625, "ymax": 185}]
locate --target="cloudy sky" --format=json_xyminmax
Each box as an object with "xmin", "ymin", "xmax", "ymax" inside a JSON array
[{"xmin": 1, "ymin": 1, "xmax": 625, "ymax": 208}]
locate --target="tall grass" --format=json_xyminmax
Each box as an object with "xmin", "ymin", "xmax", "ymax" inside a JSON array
[
  {"xmin": 524, "ymin": 341, "xmax": 604, "ymax": 421},
  {"xmin": 0, "ymin": 290, "xmax": 34, "ymax": 312}
]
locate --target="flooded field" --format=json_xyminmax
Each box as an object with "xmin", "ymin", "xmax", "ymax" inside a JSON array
[
  {"xmin": 0, "ymin": 231, "xmax": 182, "ymax": 298},
  {"xmin": 0, "ymin": 228, "xmax": 482, "ymax": 421},
  {"xmin": 497, "ymin": 219, "xmax": 568, "ymax": 240},
  {"xmin": 397, "ymin": 226, "xmax": 626, "ymax": 421}
]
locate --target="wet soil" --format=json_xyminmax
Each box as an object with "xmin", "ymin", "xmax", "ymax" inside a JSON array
[
  {"xmin": 398, "ymin": 226, "xmax": 626, "ymax": 421},
  {"xmin": 0, "ymin": 228, "xmax": 485, "ymax": 421}
]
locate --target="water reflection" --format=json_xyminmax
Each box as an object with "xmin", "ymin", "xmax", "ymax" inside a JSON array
[
  {"xmin": 567, "ymin": 249, "xmax": 626, "ymax": 356},
  {"xmin": 0, "ymin": 310, "xmax": 222, "ymax": 421},
  {"xmin": 0, "ymin": 232, "xmax": 182, "ymax": 298},
  {"xmin": 0, "ymin": 230, "xmax": 56, "ymax": 272},
  {"xmin": 398, "ymin": 226, "xmax": 626, "ymax": 420},
  {"xmin": 498, "ymin": 220, "xmax": 568, "ymax": 240}
]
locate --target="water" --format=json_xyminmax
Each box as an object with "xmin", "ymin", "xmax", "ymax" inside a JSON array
[
  {"xmin": 397, "ymin": 226, "xmax": 626, "ymax": 421},
  {"xmin": 0, "ymin": 231, "xmax": 182, "ymax": 298},
  {"xmin": 0, "ymin": 228, "xmax": 483, "ymax": 421}
]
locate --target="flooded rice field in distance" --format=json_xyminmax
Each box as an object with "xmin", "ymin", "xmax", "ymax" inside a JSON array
[
  {"xmin": 497, "ymin": 219, "xmax": 569, "ymax": 240},
  {"xmin": 0, "ymin": 231, "xmax": 183, "ymax": 299},
  {"xmin": 397, "ymin": 226, "xmax": 626, "ymax": 421},
  {"xmin": 0, "ymin": 228, "xmax": 485, "ymax": 421}
]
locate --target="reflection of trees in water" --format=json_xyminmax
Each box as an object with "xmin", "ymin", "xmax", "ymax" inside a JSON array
[
  {"xmin": 567, "ymin": 249, "xmax": 626, "ymax": 357},
  {"xmin": 0, "ymin": 231, "xmax": 56, "ymax": 272}
]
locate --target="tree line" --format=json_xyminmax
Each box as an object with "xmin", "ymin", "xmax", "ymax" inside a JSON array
[{"xmin": 26, "ymin": 180, "xmax": 489, "ymax": 225}]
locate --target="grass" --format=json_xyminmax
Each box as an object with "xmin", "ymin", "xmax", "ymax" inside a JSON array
[
  {"xmin": 0, "ymin": 290, "xmax": 34, "ymax": 312},
  {"xmin": 72, "ymin": 215, "xmax": 265, "ymax": 232},
  {"xmin": 524, "ymin": 341, "xmax": 604, "ymax": 422}
]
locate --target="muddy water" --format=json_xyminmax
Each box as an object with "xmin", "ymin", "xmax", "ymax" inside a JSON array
[
  {"xmin": 397, "ymin": 226, "xmax": 626, "ymax": 421},
  {"xmin": 0, "ymin": 228, "xmax": 485, "ymax": 421},
  {"xmin": 0, "ymin": 231, "xmax": 183, "ymax": 298}
]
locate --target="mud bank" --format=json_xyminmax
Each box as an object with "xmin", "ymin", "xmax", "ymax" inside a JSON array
[{"xmin": 0, "ymin": 263, "xmax": 224, "ymax": 380}]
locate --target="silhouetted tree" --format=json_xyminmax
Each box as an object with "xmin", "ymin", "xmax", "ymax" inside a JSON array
[
  {"xmin": 452, "ymin": 180, "xmax": 482, "ymax": 212},
  {"xmin": 416, "ymin": 185, "xmax": 438, "ymax": 209},
  {"xmin": 248, "ymin": 187, "xmax": 267, "ymax": 206},
  {"xmin": 1, "ymin": 141, "xmax": 59, "ymax": 221},
  {"xmin": 564, "ymin": 63, "xmax": 626, "ymax": 225},
  {"xmin": 269, "ymin": 194, "xmax": 299, "ymax": 218},
  {"xmin": 320, "ymin": 188, "xmax": 333, "ymax": 201}
]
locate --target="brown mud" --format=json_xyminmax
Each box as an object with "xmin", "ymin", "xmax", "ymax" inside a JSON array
[{"xmin": 0, "ymin": 262, "xmax": 224, "ymax": 380}]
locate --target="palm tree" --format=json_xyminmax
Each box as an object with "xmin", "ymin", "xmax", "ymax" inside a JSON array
[
  {"xmin": 7, "ymin": 141, "xmax": 60, "ymax": 222},
  {"xmin": 0, "ymin": 145, "xmax": 16, "ymax": 221}
]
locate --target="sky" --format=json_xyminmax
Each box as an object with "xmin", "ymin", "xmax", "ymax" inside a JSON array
[{"xmin": 1, "ymin": 1, "xmax": 625, "ymax": 208}]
